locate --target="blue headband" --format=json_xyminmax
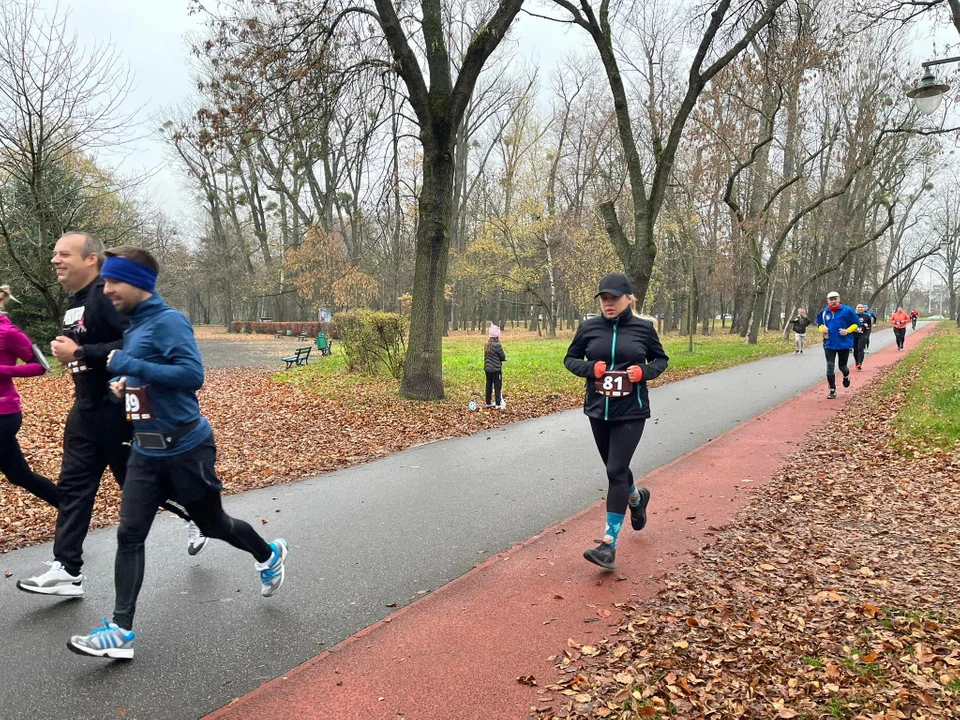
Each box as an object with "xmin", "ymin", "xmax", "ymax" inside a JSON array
[{"xmin": 101, "ymin": 256, "xmax": 157, "ymax": 293}]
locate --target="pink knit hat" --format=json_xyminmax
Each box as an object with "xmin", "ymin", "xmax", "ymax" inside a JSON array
[{"xmin": 488, "ymin": 324, "xmax": 501, "ymax": 338}]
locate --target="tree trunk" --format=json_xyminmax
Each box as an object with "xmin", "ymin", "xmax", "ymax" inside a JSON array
[{"xmin": 400, "ymin": 132, "xmax": 455, "ymax": 400}]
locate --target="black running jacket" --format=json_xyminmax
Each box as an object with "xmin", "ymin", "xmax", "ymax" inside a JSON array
[{"xmin": 564, "ymin": 307, "xmax": 669, "ymax": 421}]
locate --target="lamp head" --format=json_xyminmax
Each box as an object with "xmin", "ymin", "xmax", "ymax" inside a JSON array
[{"xmin": 907, "ymin": 69, "xmax": 951, "ymax": 115}]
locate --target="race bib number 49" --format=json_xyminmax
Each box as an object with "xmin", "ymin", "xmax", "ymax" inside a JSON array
[
  {"xmin": 125, "ymin": 386, "xmax": 154, "ymax": 422},
  {"xmin": 594, "ymin": 370, "xmax": 634, "ymax": 398}
]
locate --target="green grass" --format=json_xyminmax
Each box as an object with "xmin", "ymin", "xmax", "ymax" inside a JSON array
[
  {"xmin": 277, "ymin": 330, "xmax": 793, "ymax": 404},
  {"xmin": 802, "ymin": 655, "xmax": 824, "ymax": 668},
  {"xmin": 824, "ymin": 694, "xmax": 854, "ymax": 719},
  {"xmin": 883, "ymin": 326, "xmax": 960, "ymax": 451},
  {"xmin": 279, "ymin": 329, "xmax": 798, "ymax": 401},
  {"xmin": 438, "ymin": 331, "xmax": 794, "ymax": 394}
]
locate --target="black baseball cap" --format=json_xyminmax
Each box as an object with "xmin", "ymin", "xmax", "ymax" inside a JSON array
[{"xmin": 595, "ymin": 273, "xmax": 633, "ymax": 298}]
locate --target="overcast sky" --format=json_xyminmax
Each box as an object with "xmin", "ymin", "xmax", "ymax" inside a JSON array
[
  {"xmin": 32, "ymin": 1, "xmax": 594, "ymax": 226},
  {"xmin": 36, "ymin": 1, "xmax": 955, "ymax": 228}
]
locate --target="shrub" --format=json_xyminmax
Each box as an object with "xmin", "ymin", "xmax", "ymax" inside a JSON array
[
  {"xmin": 333, "ymin": 310, "xmax": 407, "ymax": 378},
  {"xmin": 228, "ymin": 321, "xmax": 338, "ymax": 338}
]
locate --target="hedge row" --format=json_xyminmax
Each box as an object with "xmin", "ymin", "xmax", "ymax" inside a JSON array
[{"xmin": 228, "ymin": 321, "xmax": 338, "ymax": 338}]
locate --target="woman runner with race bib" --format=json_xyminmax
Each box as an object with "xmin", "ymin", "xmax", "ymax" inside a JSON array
[{"xmin": 563, "ymin": 273, "xmax": 668, "ymax": 570}]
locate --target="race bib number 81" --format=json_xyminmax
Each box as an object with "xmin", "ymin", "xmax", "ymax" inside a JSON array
[
  {"xmin": 125, "ymin": 386, "xmax": 154, "ymax": 422},
  {"xmin": 594, "ymin": 370, "xmax": 634, "ymax": 398}
]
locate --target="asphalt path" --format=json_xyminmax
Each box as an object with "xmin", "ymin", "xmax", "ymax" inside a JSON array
[{"xmin": 0, "ymin": 326, "xmax": 909, "ymax": 720}]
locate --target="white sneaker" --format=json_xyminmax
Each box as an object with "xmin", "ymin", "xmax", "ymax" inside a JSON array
[
  {"xmin": 256, "ymin": 539, "xmax": 288, "ymax": 597},
  {"xmin": 17, "ymin": 561, "xmax": 84, "ymax": 596},
  {"xmin": 68, "ymin": 618, "xmax": 135, "ymax": 659},
  {"xmin": 186, "ymin": 521, "xmax": 208, "ymax": 556}
]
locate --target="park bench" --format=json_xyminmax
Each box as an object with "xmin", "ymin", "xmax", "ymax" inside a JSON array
[
  {"xmin": 297, "ymin": 331, "xmax": 308, "ymax": 341},
  {"xmin": 282, "ymin": 346, "xmax": 312, "ymax": 369}
]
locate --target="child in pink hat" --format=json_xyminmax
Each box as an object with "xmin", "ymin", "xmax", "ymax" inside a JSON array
[{"xmin": 483, "ymin": 324, "xmax": 506, "ymax": 408}]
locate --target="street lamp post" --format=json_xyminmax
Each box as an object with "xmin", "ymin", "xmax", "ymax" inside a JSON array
[{"xmin": 906, "ymin": 57, "xmax": 960, "ymax": 115}]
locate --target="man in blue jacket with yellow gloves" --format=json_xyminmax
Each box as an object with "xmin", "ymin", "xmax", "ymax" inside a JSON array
[
  {"xmin": 67, "ymin": 246, "xmax": 289, "ymax": 659},
  {"xmin": 816, "ymin": 290, "xmax": 859, "ymax": 400}
]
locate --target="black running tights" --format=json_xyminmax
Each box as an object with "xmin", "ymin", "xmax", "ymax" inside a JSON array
[
  {"xmin": 824, "ymin": 348, "xmax": 850, "ymax": 390},
  {"xmin": 589, "ymin": 418, "xmax": 646, "ymax": 515},
  {"xmin": 114, "ymin": 489, "xmax": 271, "ymax": 630},
  {"xmin": 0, "ymin": 412, "xmax": 59, "ymax": 507}
]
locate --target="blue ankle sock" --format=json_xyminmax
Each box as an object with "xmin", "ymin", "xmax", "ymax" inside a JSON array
[
  {"xmin": 628, "ymin": 485, "xmax": 641, "ymax": 507},
  {"xmin": 603, "ymin": 512, "xmax": 625, "ymax": 547}
]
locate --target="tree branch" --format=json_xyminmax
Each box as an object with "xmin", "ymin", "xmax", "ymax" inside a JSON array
[
  {"xmin": 371, "ymin": 0, "xmax": 431, "ymax": 122},
  {"xmin": 449, "ymin": 0, "xmax": 525, "ymax": 127}
]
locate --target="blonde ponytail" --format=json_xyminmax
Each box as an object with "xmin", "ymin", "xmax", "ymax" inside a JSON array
[{"xmin": 0, "ymin": 284, "xmax": 16, "ymax": 312}]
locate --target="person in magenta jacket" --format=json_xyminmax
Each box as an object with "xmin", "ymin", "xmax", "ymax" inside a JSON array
[{"xmin": 0, "ymin": 285, "xmax": 59, "ymax": 507}]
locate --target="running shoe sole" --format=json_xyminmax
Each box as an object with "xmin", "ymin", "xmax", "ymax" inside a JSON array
[
  {"xmin": 66, "ymin": 640, "xmax": 133, "ymax": 660},
  {"xmin": 17, "ymin": 580, "xmax": 84, "ymax": 596},
  {"xmin": 630, "ymin": 487, "xmax": 651, "ymax": 531}
]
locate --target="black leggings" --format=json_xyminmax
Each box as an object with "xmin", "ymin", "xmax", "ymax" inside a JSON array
[
  {"xmin": 484, "ymin": 371, "xmax": 503, "ymax": 405},
  {"xmin": 824, "ymin": 348, "xmax": 850, "ymax": 389},
  {"xmin": 853, "ymin": 333, "xmax": 867, "ymax": 367},
  {"xmin": 0, "ymin": 412, "xmax": 59, "ymax": 508},
  {"xmin": 113, "ymin": 444, "xmax": 272, "ymax": 630},
  {"xmin": 894, "ymin": 327, "xmax": 906, "ymax": 348},
  {"xmin": 589, "ymin": 418, "xmax": 646, "ymax": 514},
  {"xmin": 54, "ymin": 405, "xmax": 189, "ymax": 576}
]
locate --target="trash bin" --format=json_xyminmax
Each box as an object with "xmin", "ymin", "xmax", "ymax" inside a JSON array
[{"xmin": 316, "ymin": 332, "xmax": 328, "ymax": 354}]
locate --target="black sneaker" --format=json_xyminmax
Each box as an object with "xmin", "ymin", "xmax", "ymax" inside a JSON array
[
  {"xmin": 583, "ymin": 542, "xmax": 616, "ymax": 570},
  {"xmin": 629, "ymin": 487, "xmax": 651, "ymax": 531},
  {"xmin": 842, "ymin": 375, "xmax": 850, "ymax": 388},
  {"xmin": 828, "ymin": 389, "xmax": 837, "ymax": 399}
]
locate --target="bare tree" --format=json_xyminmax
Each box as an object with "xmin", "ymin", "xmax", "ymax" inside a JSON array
[
  {"xmin": 0, "ymin": 0, "xmax": 137, "ymax": 322},
  {"xmin": 544, "ymin": 0, "xmax": 788, "ymax": 306}
]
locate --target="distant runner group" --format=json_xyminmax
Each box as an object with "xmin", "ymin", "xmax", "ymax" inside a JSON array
[{"xmin": 790, "ymin": 292, "xmax": 920, "ymax": 399}]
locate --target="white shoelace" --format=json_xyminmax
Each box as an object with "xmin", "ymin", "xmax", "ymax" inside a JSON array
[{"xmin": 187, "ymin": 522, "xmax": 205, "ymax": 543}]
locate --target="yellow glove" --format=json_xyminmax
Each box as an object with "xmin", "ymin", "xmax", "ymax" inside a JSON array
[{"xmin": 819, "ymin": 325, "xmax": 828, "ymax": 334}]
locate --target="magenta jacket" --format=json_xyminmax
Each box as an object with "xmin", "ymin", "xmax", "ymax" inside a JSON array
[{"xmin": 0, "ymin": 314, "xmax": 46, "ymax": 415}]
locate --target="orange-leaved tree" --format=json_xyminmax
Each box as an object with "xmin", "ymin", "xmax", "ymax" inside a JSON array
[{"xmin": 284, "ymin": 225, "xmax": 378, "ymax": 312}]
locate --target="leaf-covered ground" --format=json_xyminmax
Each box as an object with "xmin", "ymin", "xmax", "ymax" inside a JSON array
[
  {"xmin": 531, "ymin": 343, "xmax": 960, "ymax": 719},
  {"xmin": 0, "ymin": 367, "xmax": 569, "ymax": 554}
]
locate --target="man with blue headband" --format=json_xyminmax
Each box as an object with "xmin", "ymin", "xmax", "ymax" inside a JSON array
[{"xmin": 67, "ymin": 246, "xmax": 289, "ymax": 659}]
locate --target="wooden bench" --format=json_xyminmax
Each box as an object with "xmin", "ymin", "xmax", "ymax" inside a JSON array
[
  {"xmin": 297, "ymin": 331, "xmax": 307, "ymax": 341},
  {"xmin": 282, "ymin": 346, "xmax": 312, "ymax": 369}
]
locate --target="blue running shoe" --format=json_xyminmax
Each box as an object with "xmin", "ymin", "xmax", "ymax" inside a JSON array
[
  {"xmin": 257, "ymin": 539, "xmax": 288, "ymax": 597},
  {"xmin": 67, "ymin": 618, "xmax": 134, "ymax": 659}
]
